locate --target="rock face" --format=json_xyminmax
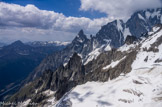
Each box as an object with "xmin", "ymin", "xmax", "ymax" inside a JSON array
[
  {"xmin": 126, "ymin": 8, "xmax": 162, "ymax": 38},
  {"xmin": 124, "ymin": 36, "xmax": 138, "ymax": 45},
  {"xmin": 51, "ymin": 53, "xmax": 85, "ymax": 100},
  {"xmin": 27, "ymin": 8, "xmax": 162, "ymax": 82},
  {"xmin": 9, "ymin": 53, "xmax": 85, "ymax": 103},
  {"xmin": 95, "ymin": 20, "xmax": 125, "ymax": 48}
]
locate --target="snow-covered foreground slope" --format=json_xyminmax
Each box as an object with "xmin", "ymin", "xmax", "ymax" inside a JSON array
[{"xmin": 56, "ymin": 66, "xmax": 162, "ymax": 107}]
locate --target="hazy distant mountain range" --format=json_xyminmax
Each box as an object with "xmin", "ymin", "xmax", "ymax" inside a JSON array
[{"xmin": 0, "ymin": 40, "xmax": 68, "ymax": 100}]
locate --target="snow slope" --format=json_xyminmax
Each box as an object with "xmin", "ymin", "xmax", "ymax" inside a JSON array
[{"xmin": 57, "ymin": 66, "xmax": 162, "ymax": 107}]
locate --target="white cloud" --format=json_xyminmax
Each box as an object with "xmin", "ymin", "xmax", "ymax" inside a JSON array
[
  {"xmin": 80, "ymin": 0, "xmax": 162, "ymax": 19},
  {"xmin": 0, "ymin": 2, "xmax": 114, "ymax": 41},
  {"xmin": 0, "ymin": 2, "xmax": 111, "ymax": 34},
  {"xmin": 0, "ymin": 2, "xmax": 113, "ymax": 42}
]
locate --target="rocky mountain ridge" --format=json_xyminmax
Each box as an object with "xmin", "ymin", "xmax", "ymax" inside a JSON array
[{"xmin": 27, "ymin": 8, "xmax": 162, "ymax": 82}]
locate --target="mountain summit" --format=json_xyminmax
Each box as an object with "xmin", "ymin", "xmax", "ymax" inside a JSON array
[
  {"xmin": 72, "ymin": 29, "xmax": 88, "ymax": 43},
  {"xmin": 78, "ymin": 29, "xmax": 85, "ymax": 38}
]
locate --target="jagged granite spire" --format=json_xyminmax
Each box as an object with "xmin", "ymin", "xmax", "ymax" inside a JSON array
[
  {"xmin": 72, "ymin": 29, "xmax": 88, "ymax": 43},
  {"xmin": 78, "ymin": 29, "xmax": 84, "ymax": 36},
  {"xmin": 78, "ymin": 29, "xmax": 87, "ymax": 39},
  {"xmin": 124, "ymin": 35, "xmax": 137, "ymax": 45}
]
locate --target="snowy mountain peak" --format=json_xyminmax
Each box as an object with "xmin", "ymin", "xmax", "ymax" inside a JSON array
[
  {"xmin": 27, "ymin": 41, "xmax": 70, "ymax": 47},
  {"xmin": 126, "ymin": 8, "xmax": 162, "ymax": 38}
]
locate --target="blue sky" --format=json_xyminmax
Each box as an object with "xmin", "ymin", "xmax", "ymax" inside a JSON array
[
  {"xmin": 1, "ymin": 0, "xmax": 107, "ymax": 19},
  {"xmin": 0, "ymin": 0, "xmax": 161, "ymax": 43}
]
